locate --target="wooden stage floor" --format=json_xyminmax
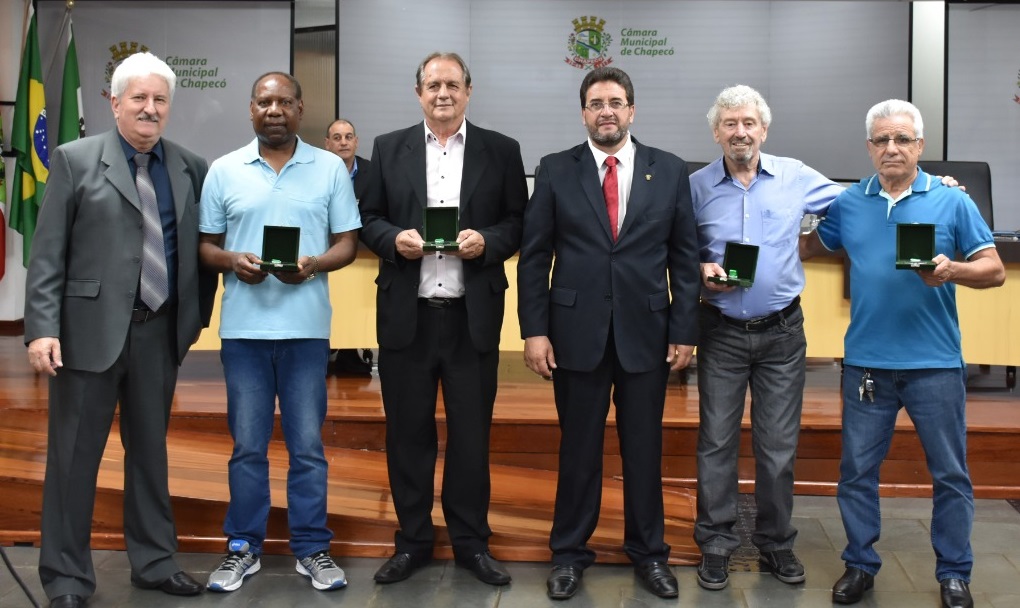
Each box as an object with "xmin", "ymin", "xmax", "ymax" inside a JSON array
[{"xmin": 1, "ymin": 336, "xmax": 1019, "ymax": 564}]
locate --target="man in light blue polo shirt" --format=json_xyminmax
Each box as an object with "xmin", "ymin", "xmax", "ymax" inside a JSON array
[
  {"xmin": 803, "ymin": 99, "xmax": 1003, "ymax": 608},
  {"xmin": 198, "ymin": 72, "xmax": 360, "ymax": 594}
]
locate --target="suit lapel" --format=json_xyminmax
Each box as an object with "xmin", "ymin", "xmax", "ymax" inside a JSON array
[
  {"xmin": 399, "ymin": 126, "xmax": 428, "ymax": 210},
  {"xmin": 574, "ymin": 144, "xmax": 614, "ymax": 242},
  {"xmin": 101, "ymin": 130, "xmax": 140, "ymax": 212},
  {"xmin": 460, "ymin": 122, "xmax": 484, "ymax": 227},
  {"xmin": 163, "ymin": 140, "xmax": 192, "ymax": 222},
  {"xmin": 618, "ymin": 140, "xmax": 653, "ymax": 242}
]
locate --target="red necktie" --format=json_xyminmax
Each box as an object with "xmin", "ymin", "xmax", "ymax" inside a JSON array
[{"xmin": 603, "ymin": 156, "xmax": 619, "ymax": 241}]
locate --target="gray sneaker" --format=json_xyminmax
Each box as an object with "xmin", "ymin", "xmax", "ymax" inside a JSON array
[
  {"xmin": 296, "ymin": 550, "xmax": 347, "ymax": 590},
  {"xmin": 207, "ymin": 539, "xmax": 261, "ymax": 592}
]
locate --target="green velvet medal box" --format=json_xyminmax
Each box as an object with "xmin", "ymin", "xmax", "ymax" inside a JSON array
[
  {"xmin": 259, "ymin": 225, "xmax": 300, "ymax": 272},
  {"xmin": 895, "ymin": 223, "xmax": 936, "ymax": 270},
  {"xmin": 707, "ymin": 242, "xmax": 759, "ymax": 288},
  {"xmin": 423, "ymin": 207, "xmax": 459, "ymax": 252}
]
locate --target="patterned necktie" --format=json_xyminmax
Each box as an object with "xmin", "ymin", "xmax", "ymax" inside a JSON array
[
  {"xmin": 603, "ymin": 156, "xmax": 619, "ymax": 241},
  {"xmin": 134, "ymin": 153, "xmax": 169, "ymax": 310}
]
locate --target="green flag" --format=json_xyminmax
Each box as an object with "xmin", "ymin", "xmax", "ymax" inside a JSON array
[
  {"xmin": 10, "ymin": 4, "xmax": 50, "ymax": 266},
  {"xmin": 58, "ymin": 19, "xmax": 85, "ymax": 145},
  {"xmin": 1, "ymin": 119, "xmax": 7, "ymax": 282}
]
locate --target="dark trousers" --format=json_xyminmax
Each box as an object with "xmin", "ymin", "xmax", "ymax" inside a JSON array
[
  {"xmin": 549, "ymin": 332, "xmax": 671, "ymax": 569},
  {"xmin": 39, "ymin": 313, "xmax": 181, "ymax": 600},
  {"xmin": 377, "ymin": 299, "xmax": 498, "ymax": 559}
]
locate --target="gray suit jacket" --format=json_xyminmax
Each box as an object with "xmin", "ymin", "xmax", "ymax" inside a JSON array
[{"xmin": 25, "ymin": 129, "xmax": 211, "ymax": 372}]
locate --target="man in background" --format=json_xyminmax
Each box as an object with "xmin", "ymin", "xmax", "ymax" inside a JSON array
[
  {"xmin": 26, "ymin": 52, "xmax": 210, "ymax": 608},
  {"xmin": 324, "ymin": 118, "xmax": 373, "ymax": 376}
]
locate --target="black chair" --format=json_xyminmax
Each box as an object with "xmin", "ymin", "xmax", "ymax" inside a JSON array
[
  {"xmin": 685, "ymin": 160, "xmax": 710, "ymax": 175},
  {"xmin": 918, "ymin": 160, "xmax": 993, "ymax": 230}
]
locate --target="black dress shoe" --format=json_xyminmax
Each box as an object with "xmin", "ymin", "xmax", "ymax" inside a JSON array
[
  {"xmin": 547, "ymin": 565, "xmax": 582, "ymax": 600},
  {"xmin": 940, "ymin": 578, "xmax": 974, "ymax": 608},
  {"xmin": 455, "ymin": 551, "xmax": 511, "ymax": 585},
  {"xmin": 832, "ymin": 566, "xmax": 875, "ymax": 604},
  {"xmin": 49, "ymin": 595, "xmax": 85, "ymax": 608},
  {"xmin": 635, "ymin": 561, "xmax": 679, "ymax": 598},
  {"xmin": 134, "ymin": 571, "xmax": 203, "ymax": 596},
  {"xmin": 373, "ymin": 552, "xmax": 431, "ymax": 584}
]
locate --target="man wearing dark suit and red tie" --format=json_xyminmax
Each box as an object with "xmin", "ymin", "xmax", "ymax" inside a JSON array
[
  {"xmin": 517, "ymin": 66, "xmax": 700, "ymax": 600},
  {"xmin": 359, "ymin": 51, "xmax": 528, "ymax": 586},
  {"xmin": 24, "ymin": 52, "xmax": 211, "ymax": 608}
]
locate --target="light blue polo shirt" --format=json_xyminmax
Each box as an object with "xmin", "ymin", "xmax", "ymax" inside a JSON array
[
  {"xmin": 200, "ymin": 137, "xmax": 361, "ymax": 339},
  {"xmin": 817, "ymin": 169, "xmax": 993, "ymax": 369}
]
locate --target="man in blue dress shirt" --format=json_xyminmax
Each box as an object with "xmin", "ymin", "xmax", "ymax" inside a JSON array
[{"xmin": 689, "ymin": 85, "xmax": 843, "ymax": 591}]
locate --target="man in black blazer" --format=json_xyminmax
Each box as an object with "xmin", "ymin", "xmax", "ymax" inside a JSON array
[
  {"xmin": 517, "ymin": 67, "xmax": 700, "ymax": 600},
  {"xmin": 25, "ymin": 52, "xmax": 211, "ymax": 608},
  {"xmin": 325, "ymin": 118, "xmax": 372, "ymax": 202},
  {"xmin": 360, "ymin": 51, "xmax": 527, "ymax": 586},
  {"xmin": 324, "ymin": 118, "xmax": 374, "ymax": 376}
]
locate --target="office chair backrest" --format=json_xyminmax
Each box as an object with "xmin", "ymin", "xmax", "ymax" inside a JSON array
[
  {"xmin": 685, "ymin": 160, "xmax": 710, "ymax": 175},
  {"xmin": 918, "ymin": 160, "xmax": 993, "ymax": 230}
]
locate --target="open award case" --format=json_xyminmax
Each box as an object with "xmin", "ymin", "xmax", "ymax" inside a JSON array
[
  {"xmin": 423, "ymin": 206, "xmax": 459, "ymax": 252},
  {"xmin": 259, "ymin": 225, "xmax": 300, "ymax": 272},
  {"xmin": 895, "ymin": 223, "xmax": 936, "ymax": 270},
  {"xmin": 706, "ymin": 242, "xmax": 759, "ymax": 288}
]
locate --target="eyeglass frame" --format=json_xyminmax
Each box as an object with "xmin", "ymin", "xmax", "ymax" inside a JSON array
[
  {"xmin": 868, "ymin": 135, "xmax": 921, "ymax": 147},
  {"xmin": 584, "ymin": 99, "xmax": 631, "ymax": 112}
]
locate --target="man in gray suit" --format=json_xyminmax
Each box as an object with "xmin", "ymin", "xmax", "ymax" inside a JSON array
[{"xmin": 25, "ymin": 52, "xmax": 211, "ymax": 608}]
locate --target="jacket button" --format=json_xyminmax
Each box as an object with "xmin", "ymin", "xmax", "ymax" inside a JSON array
[{"xmin": 604, "ymin": 294, "xmax": 612, "ymax": 301}]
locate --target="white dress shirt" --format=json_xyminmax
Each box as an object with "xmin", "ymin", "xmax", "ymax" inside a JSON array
[
  {"xmin": 419, "ymin": 119, "xmax": 467, "ymax": 298},
  {"xmin": 587, "ymin": 134, "xmax": 635, "ymax": 237}
]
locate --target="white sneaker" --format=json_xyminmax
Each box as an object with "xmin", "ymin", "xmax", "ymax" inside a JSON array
[
  {"xmin": 207, "ymin": 539, "xmax": 261, "ymax": 592},
  {"xmin": 296, "ymin": 550, "xmax": 347, "ymax": 590}
]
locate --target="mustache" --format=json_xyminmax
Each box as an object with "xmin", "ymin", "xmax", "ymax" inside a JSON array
[{"xmin": 137, "ymin": 112, "xmax": 160, "ymax": 123}]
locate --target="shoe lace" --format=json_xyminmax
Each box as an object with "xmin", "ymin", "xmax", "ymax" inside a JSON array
[
  {"xmin": 770, "ymin": 549, "xmax": 798, "ymax": 567},
  {"xmin": 305, "ymin": 551, "xmax": 337, "ymax": 572},
  {"xmin": 217, "ymin": 552, "xmax": 249, "ymax": 572},
  {"xmin": 703, "ymin": 554, "xmax": 727, "ymax": 569}
]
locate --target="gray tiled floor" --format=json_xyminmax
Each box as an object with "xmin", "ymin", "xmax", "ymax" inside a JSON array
[{"xmin": 3, "ymin": 496, "xmax": 1019, "ymax": 607}]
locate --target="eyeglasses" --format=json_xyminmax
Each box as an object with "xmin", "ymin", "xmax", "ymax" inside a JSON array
[
  {"xmin": 585, "ymin": 100, "xmax": 630, "ymax": 112},
  {"xmin": 868, "ymin": 135, "xmax": 920, "ymax": 147}
]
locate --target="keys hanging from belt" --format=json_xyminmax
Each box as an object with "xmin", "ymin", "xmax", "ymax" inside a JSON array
[{"xmin": 859, "ymin": 370, "xmax": 875, "ymax": 402}]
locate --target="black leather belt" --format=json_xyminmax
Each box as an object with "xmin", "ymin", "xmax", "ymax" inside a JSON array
[
  {"xmin": 704, "ymin": 296, "xmax": 800, "ymax": 332},
  {"xmin": 419, "ymin": 297, "xmax": 464, "ymax": 309},
  {"xmin": 131, "ymin": 305, "xmax": 171, "ymax": 323}
]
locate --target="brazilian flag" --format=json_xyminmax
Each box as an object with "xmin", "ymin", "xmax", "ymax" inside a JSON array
[{"xmin": 10, "ymin": 4, "xmax": 50, "ymax": 266}]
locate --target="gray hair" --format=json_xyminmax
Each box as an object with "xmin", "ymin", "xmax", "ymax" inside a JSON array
[
  {"xmin": 707, "ymin": 85, "xmax": 772, "ymax": 130},
  {"xmin": 415, "ymin": 52, "xmax": 471, "ymax": 89},
  {"xmin": 111, "ymin": 52, "xmax": 176, "ymax": 102},
  {"xmin": 865, "ymin": 99, "xmax": 924, "ymax": 139},
  {"xmin": 326, "ymin": 118, "xmax": 356, "ymax": 137}
]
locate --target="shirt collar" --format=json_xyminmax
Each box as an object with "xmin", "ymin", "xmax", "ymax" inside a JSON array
[
  {"xmin": 864, "ymin": 167, "xmax": 936, "ymax": 197},
  {"xmin": 587, "ymin": 133, "xmax": 635, "ymax": 168},
  {"xmin": 242, "ymin": 136, "xmax": 313, "ymax": 166},
  {"xmin": 423, "ymin": 119, "xmax": 467, "ymax": 146},
  {"xmin": 118, "ymin": 133, "xmax": 164, "ymax": 164},
  {"xmin": 349, "ymin": 156, "xmax": 359, "ymax": 179}
]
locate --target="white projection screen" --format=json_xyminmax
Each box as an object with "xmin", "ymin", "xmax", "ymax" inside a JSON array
[
  {"xmin": 337, "ymin": 0, "xmax": 910, "ymax": 181},
  {"xmin": 36, "ymin": 0, "xmax": 293, "ymax": 162},
  {"xmin": 947, "ymin": 1, "xmax": 1020, "ymax": 230}
]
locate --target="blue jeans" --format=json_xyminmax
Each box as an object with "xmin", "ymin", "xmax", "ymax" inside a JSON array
[
  {"xmin": 694, "ymin": 304, "xmax": 806, "ymax": 555},
  {"xmin": 838, "ymin": 365, "xmax": 973, "ymax": 582},
  {"xmin": 220, "ymin": 339, "xmax": 332, "ymax": 559}
]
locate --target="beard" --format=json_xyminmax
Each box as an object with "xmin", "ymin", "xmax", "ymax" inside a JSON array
[
  {"xmin": 588, "ymin": 122, "xmax": 628, "ymax": 147},
  {"xmin": 726, "ymin": 139, "xmax": 755, "ymax": 164}
]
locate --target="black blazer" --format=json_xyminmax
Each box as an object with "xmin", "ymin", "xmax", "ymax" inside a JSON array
[
  {"xmin": 359, "ymin": 121, "xmax": 528, "ymax": 352},
  {"xmin": 517, "ymin": 139, "xmax": 700, "ymax": 373},
  {"xmin": 352, "ymin": 155, "xmax": 371, "ymax": 202}
]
